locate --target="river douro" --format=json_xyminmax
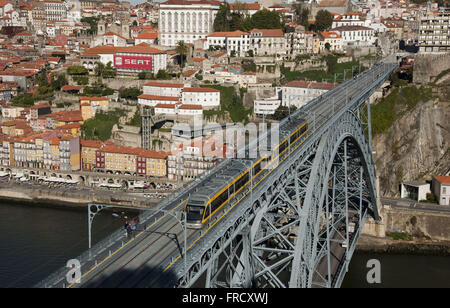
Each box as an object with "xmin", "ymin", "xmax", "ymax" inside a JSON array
[{"xmin": 0, "ymin": 201, "xmax": 449, "ymax": 288}]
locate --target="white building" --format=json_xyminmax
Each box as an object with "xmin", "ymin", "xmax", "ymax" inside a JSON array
[
  {"xmin": 400, "ymin": 181, "xmax": 431, "ymax": 202},
  {"xmin": 330, "ymin": 25, "xmax": 376, "ymax": 47},
  {"xmin": 101, "ymin": 32, "xmax": 128, "ymax": 47},
  {"xmin": 249, "ymin": 28, "xmax": 287, "ymax": 56},
  {"xmin": 229, "ymin": 2, "xmax": 260, "ymax": 16},
  {"xmin": 319, "ymin": 31, "xmax": 343, "ymax": 52},
  {"xmin": 113, "ymin": 43, "xmax": 167, "ymax": 76},
  {"xmin": 142, "ymin": 81, "xmax": 185, "ymax": 97},
  {"xmin": 43, "ymin": 0, "xmax": 67, "ymax": 21},
  {"xmin": 332, "ymin": 12, "xmax": 365, "ymax": 28},
  {"xmin": 432, "ymin": 176, "xmax": 450, "ymax": 206},
  {"xmin": 277, "ymin": 80, "xmax": 338, "ymax": 109},
  {"xmin": 154, "ymin": 103, "xmax": 203, "ymax": 117},
  {"xmin": 158, "ymin": 0, "xmax": 221, "ymax": 47},
  {"xmin": 254, "ymin": 97, "xmax": 281, "ymax": 116},
  {"xmin": 135, "ymin": 32, "xmax": 158, "ymax": 45},
  {"xmin": 138, "ymin": 94, "xmax": 181, "ymax": 108},
  {"xmin": 207, "ymin": 30, "xmax": 250, "ymax": 57},
  {"xmin": 181, "ymin": 87, "xmax": 220, "ymax": 109}
]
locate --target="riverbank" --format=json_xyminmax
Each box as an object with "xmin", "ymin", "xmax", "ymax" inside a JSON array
[
  {"xmin": 0, "ymin": 182, "xmax": 156, "ymax": 209},
  {"xmin": 357, "ymin": 234, "xmax": 450, "ymax": 256}
]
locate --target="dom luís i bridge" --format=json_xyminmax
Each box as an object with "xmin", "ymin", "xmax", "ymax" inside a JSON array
[{"xmin": 36, "ymin": 56, "xmax": 398, "ymax": 288}]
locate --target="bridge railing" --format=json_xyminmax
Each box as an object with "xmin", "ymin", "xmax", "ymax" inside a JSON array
[{"xmin": 35, "ymin": 157, "xmax": 232, "ymax": 288}]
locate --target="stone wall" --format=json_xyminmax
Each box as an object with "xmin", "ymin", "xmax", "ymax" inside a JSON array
[
  {"xmin": 413, "ymin": 53, "xmax": 450, "ymax": 85},
  {"xmin": 363, "ymin": 205, "xmax": 450, "ymax": 242}
]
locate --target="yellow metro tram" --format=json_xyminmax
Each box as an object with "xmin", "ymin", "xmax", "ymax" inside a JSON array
[{"xmin": 185, "ymin": 119, "xmax": 309, "ymax": 229}]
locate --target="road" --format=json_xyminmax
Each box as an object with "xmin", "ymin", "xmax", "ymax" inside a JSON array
[{"xmin": 381, "ymin": 197, "xmax": 450, "ymax": 214}]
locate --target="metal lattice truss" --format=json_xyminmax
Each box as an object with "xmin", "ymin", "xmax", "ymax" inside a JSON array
[
  {"xmin": 172, "ymin": 109, "xmax": 379, "ymax": 288},
  {"xmin": 167, "ymin": 61, "xmax": 397, "ymax": 288}
]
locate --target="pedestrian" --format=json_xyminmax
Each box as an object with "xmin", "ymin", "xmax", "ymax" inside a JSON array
[{"xmin": 126, "ymin": 225, "xmax": 132, "ymax": 238}]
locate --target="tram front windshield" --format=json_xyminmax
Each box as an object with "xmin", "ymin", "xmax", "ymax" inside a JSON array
[{"xmin": 186, "ymin": 205, "xmax": 204, "ymax": 221}]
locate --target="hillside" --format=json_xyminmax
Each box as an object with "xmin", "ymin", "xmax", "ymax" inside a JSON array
[{"xmin": 372, "ymin": 78, "xmax": 450, "ymax": 197}]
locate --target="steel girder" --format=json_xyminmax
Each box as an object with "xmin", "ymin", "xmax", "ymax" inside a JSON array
[
  {"xmin": 172, "ymin": 65, "xmax": 398, "ymax": 288},
  {"xmin": 247, "ymin": 110, "xmax": 378, "ymax": 288},
  {"xmin": 172, "ymin": 109, "xmax": 379, "ymax": 288}
]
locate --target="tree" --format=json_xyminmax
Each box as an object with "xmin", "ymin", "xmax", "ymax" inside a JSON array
[
  {"xmin": 315, "ymin": 10, "xmax": 333, "ymax": 32},
  {"xmin": 67, "ymin": 65, "xmax": 88, "ymax": 75},
  {"xmin": 214, "ymin": 3, "xmax": 232, "ymax": 32},
  {"xmin": 156, "ymin": 69, "xmax": 172, "ymax": 80},
  {"xmin": 81, "ymin": 17, "xmax": 99, "ymax": 35},
  {"xmin": 119, "ymin": 87, "xmax": 142, "ymax": 100},
  {"xmin": 325, "ymin": 42, "xmax": 331, "ymax": 51},
  {"xmin": 293, "ymin": 4, "xmax": 309, "ymax": 28},
  {"xmin": 250, "ymin": 9, "xmax": 282, "ymax": 29},
  {"xmin": 94, "ymin": 62, "xmax": 105, "ymax": 77},
  {"xmin": 299, "ymin": 8, "xmax": 310, "ymax": 28},
  {"xmin": 176, "ymin": 41, "xmax": 188, "ymax": 69},
  {"xmin": 102, "ymin": 62, "xmax": 116, "ymax": 78},
  {"xmin": 53, "ymin": 74, "xmax": 68, "ymax": 90},
  {"xmin": 273, "ymin": 105, "xmax": 290, "ymax": 120}
]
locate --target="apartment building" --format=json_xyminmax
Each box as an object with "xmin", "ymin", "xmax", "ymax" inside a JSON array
[
  {"xmin": 1, "ymin": 137, "xmax": 15, "ymax": 167},
  {"xmin": 79, "ymin": 96, "xmax": 109, "ymax": 120},
  {"xmin": 167, "ymin": 138, "xmax": 222, "ymax": 181},
  {"xmin": 330, "ymin": 25, "xmax": 376, "ymax": 47},
  {"xmin": 419, "ymin": 9, "xmax": 450, "ymax": 52},
  {"xmin": 207, "ymin": 30, "xmax": 250, "ymax": 57},
  {"xmin": 249, "ymin": 28, "xmax": 287, "ymax": 56},
  {"xmin": 59, "ymin": 135, "xmax": 80, "ymax": 171},
  {"xmin": 43, "ymin": 0, "xmax": 67, "ymax": 21},
  {"xmin": 181, "ymin": 87, "xmax": 220, "ymax": 109},
  {"xmin": 142, "ymin": 81, "xmax": 185, "ymax": 97},
  {"xmin": 319, "ymin": 31, "xmax": 343, "ymax": 52},
  {"xmin": 81, "ymin": 139, "xmax": 107, "ymax": 171},
  {"xmin": 95, "ymin": 144, "xmax": 167, "ymax": 177}
]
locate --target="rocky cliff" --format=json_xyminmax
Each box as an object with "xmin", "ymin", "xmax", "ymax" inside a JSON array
[{"xmin": 373, "ymin": 95, "xmax": 450, "ymax": 197}]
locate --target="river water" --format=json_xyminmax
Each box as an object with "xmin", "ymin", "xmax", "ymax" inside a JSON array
[
  {"xmin": 0, "ymin": 201, "xmax": 135, "ymax": 288},
  {"xmin": 0, "ymin": 201, "xmax": 448, "ymax": 288}
]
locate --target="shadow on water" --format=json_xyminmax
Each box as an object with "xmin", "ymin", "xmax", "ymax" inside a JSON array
[{"xmin": 82, "ymin": 265, "xmax": 179, "ymax": 288}]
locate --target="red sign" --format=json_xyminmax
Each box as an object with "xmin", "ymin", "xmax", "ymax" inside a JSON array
[{"xmin": 114, "ymin": 55, "xmax": 153, "ymax": 70}]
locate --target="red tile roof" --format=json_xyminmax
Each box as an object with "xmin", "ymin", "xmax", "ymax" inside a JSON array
[
  {"xmin": 434, "ymin": 176, "xmax": 450, "ymax": 184},
  {"xmin": 183, "ymin": 87, "xmax": 219, "ymax": 93},
  {"xmin": 136, "ymin": 32, "xmax": 158, "ymax": 40},
  {"xmin": 250, "ymin": 29, "xmax": 284, "ymax": 37},
  {"xmin": 116, "ymin": 42, "xmax": 165, "ymax": 55},
  {"xmin": 144, "ymin": 81, "xmax": 184, "ymax": 88},
  {"xmin": 138, "ymin": 94, "xmax": 180, "ymax": 101},
  {"xmin": 208, "ymin": 30, "xmax": 248, "ymax": 38}
]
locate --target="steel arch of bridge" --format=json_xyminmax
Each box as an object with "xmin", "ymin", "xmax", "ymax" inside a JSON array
[{"xmin": 174, "ymin": 108, "xmax": 380, "ymax": 289}]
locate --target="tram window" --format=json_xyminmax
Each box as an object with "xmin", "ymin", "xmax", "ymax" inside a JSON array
[
  {"xmin": 211, "ymin": 191, "xmax": 228, "ymax": 213},
  {"xmin": 186, "ymin": 205, "xmax": 204, "ymax": 221}
]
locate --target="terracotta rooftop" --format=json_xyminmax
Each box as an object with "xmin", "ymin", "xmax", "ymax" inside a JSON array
[
  {"xmin": 144, "ymin": 81, "xmax": 184, "ymax": 88},
  {"xmin": 183, "ymin": 87, "xmax": 220, "ymax": 93},
  {"xmin": 138, "ymin": 94, "xmax": 180, "ymax": 101},
  {"xmin": 434, "ymin": 176, "xmax": 450, "ymax": 184}
]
